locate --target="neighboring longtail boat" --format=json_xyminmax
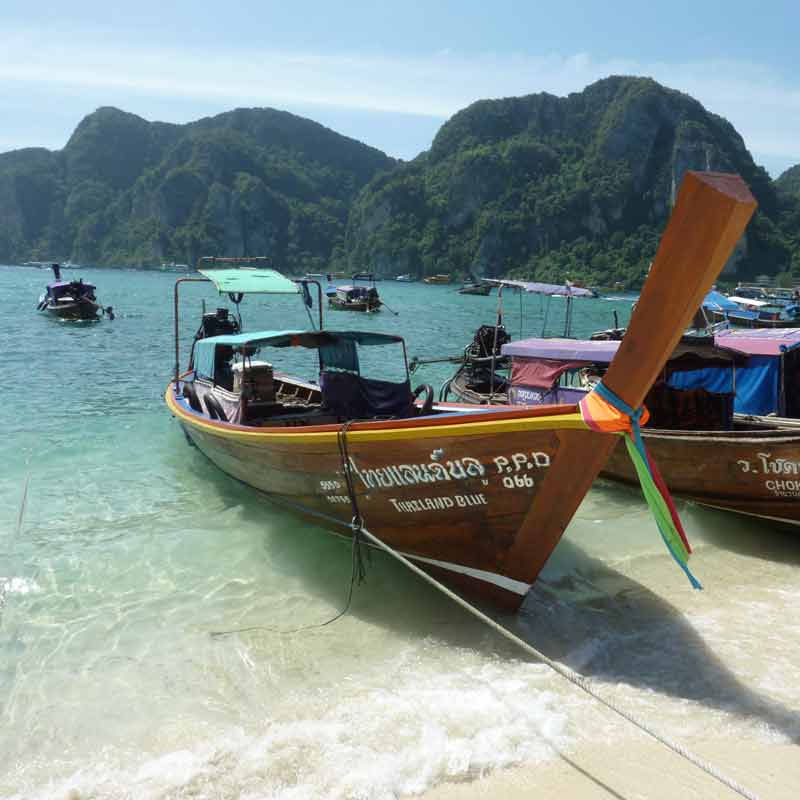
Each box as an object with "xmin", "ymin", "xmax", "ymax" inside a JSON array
[
  {"xmin": 328, "ymin": 273, "xmax": 382, "ymax": 312},
  {"xmin": 501, "ymin": 332, "xmax": 800, "ymax": 526},
  {"xmin": 604, "ymin": 327, "xmax": 800, "ymax": 525},
  {"xmin": 36, "ymin": 263, "xmax": 112, "ymax": 320},
  {"xmin": 166, "ymin": 173, "xmax": 756, "ymax": 609}
]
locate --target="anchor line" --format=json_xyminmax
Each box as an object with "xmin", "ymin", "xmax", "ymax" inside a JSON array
[
  {"xmin": 349, "ymin": 520, "xmax": 760, "ymax": 800},
  {"xmin": 336, "ymin": 420, "xmax": 368, "ymax": 583},
  {"xmin": 209, "ymin": 421, "xmax": 367, "ymax": 639},
  {"xmin": 212, "ymin": 433, "xmax": 758, "ymax": 798}
]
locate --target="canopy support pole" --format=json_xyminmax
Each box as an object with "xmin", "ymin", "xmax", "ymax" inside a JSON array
[{"xmin": 174, "ymin": 277, "xmax": 211, "ymax": 385}]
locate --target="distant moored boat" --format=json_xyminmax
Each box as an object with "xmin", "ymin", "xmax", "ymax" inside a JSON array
[{"xmin": 36, "ymin": 264, "xmax": 113, "ymax": 320}]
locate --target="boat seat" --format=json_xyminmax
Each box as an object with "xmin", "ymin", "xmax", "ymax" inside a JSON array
[{"xmin": 320, "ymin": 370, "xmax": 416, "ymax": 420}]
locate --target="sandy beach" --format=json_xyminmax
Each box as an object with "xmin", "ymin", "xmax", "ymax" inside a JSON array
[{"xmin": 422, "ymin": 738, "xmax": 799, "ymax": 799}]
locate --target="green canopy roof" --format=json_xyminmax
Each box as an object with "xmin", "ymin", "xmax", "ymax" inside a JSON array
[{"xmin": 199, "ymin": 268, "xmax": 299, "ymax": 295}]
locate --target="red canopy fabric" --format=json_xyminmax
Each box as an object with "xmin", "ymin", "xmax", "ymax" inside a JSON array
[{"xmin": 511, "ymin": 358, "xmax": 591, "ymax": 389}]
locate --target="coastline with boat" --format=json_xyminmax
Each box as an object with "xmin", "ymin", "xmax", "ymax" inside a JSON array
[
  {"xmin": 166, "ymin": 173, "xmax": 754, "ymax": 609},
  {"xmin": 4, "ymin": 61, "xmax": 800, "ymax": 796},
  {"xmin": 4, "ymin": 207, "xmax": 800, "ymax": 795}
]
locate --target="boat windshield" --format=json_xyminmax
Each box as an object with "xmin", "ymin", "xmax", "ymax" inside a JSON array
[{"xmin": 193, "ymin": 329, "xmax": 408, "ymax": 384}]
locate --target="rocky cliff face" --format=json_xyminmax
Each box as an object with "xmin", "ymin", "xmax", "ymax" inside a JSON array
[
  {"xmin": 777, "ymin": 164, "xmax": 800, "ymax": 198},
  {"xmin": 344, "ymin": 77, "xmax": 784, "ymax": 285},
  {"xmin": 1, "ymin": 81, "xmax": 795, "ymax": 284},
  {"xmin": 0, "ymin": 107, "xmax": 395, "ymax": 270}
]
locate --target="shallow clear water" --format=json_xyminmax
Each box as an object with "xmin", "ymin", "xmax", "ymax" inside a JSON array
[{"xmin": 1, "ymin": 265, "xmax": 798, "ymax": 799}]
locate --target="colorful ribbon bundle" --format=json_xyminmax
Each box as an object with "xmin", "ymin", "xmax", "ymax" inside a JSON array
[{"xmin": 580, "ymin": 382, "xmax": 702, "ymax": 590}]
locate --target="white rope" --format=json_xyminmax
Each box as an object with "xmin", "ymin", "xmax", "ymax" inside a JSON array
[{"xmin": 355, "ymin": 523, "xmax": 760, "ymax": 800}]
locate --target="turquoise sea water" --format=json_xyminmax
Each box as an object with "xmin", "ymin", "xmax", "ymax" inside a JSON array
[{"xmin": 1, "ymin": 265, "xmax": 799, "ymax": 798}]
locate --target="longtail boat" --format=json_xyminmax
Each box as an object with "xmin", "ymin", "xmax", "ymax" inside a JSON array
[
  {"xmin": 166, "ymin": 173, "xmax": 756, "ymax": 609},
  {"xmin": 700, "ymin": 290, "xmax": 800, "ymax": 328},
  {"xmin": 458, "ymin": 281, "xmax": 492, "ymax": 296},
  {"xmin": 328, "ymin": 273, "xmax": 382, "ymax": 312},
  {"xmin": 440, "ymin": 279, "xmax": 601, "ymax": 405},
  {"xmin": 499, "ymin": 331, "xmax": 800, "ymax": 526},
  {"xmin": 36, "ymin": 263, "xmax": 112, "ymax": 320},
  {"xmin": 604, "ymin": 327, "xmax": 800, "ymax": 525}
]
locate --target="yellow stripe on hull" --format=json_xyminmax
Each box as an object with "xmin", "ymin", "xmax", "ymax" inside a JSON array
[{"xmin": 165, "ymin": 385, "xmax": 588, "ymax": 444}]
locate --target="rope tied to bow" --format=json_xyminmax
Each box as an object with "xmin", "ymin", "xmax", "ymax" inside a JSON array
[{"xmin": 336, "ymin": 420, "xmax": 368, "ymax": 584}]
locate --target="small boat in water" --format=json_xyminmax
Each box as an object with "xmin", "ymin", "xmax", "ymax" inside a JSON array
[
  {"xmin": 438, "ymin": 279, "xmax": 601, "ymax": 404},
  {"xmin": 36, "ymin": 264, "xmax": 112, "ymax": 320},
  {"xmin": 165, "ymin": 173, "xmax": 756, "ymax": 608},
  {"xmin": 396, "ymin": 274, "xmax": 414, "ymax": 282},
  {"xmin": 423, "ymin": 274, "xmax": 451, "ymax": 285},
  {"xmin": 458, "ymin": 281, "xmax": 492, "ymax": 296},
  {"xmin": 700, "ymin": 290, "xmax": 800, "ymax": 328},
  {"xmin": 328, "ymin": 273, "xmax": 382, "ymax": 312}
]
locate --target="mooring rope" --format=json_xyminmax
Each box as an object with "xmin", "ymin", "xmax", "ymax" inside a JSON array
[
  {"xmin": 209, "ymin": 529, "xmax": 363, "ymax": 638},
  {"xmin": 327, "ymin": 426, "xmax": 759, "ymax": 800},
  {"xmin": 353, "ymin": 521, "xmax": 759, "ymax": 800},
  {"xmin": 15, "ymin": 473, "xmax": 30, "ymax": 538},
  {"xmin": 215, "ymin": 423, "xmax": 758, "ymax": 797},
  {"xmin": 209, "ymin": 422, "xmax": 367, "ymax": 639},
  {"xmin": 335, "ymin": 420, "xmax": 368, "ymax": 582},
  {"xmin": 2, "ymin": 472, "xmax": 32, "ymax": 625}
]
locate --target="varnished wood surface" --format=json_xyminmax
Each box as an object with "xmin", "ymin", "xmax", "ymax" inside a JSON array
[
  {"xmin": 705, "ymin": 309, "xmax": 799, "ymax": 329},
  {"xmin": 180, "ymin": 405, "xmax": 609, "ymax": 606},
  {"xmin": 507, "ymin": 172, "xmax": 758, "ymax": 582},
  {"xmin": 603, "ymin": 428, "xmax": 800, "ymax": 524},
  {"xmin": 604, "ymin": 172, "xmax": 757, "ymax": 410}
]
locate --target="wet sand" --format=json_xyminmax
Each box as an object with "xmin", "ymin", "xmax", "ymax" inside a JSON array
[{"xmin": 421, "ymin": 738, "xmax": 798, "ymax": 799}]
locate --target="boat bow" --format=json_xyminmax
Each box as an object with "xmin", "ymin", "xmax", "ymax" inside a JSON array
[{"xmin": 503, "ymin": 172, "xmax": 757, "ymax": 587}]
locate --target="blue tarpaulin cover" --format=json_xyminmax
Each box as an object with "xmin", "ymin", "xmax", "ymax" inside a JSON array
[
  {"xmin": 667, "ymin": 356, "xmax": 779, "ymax": 415},
  {"xmin": 702, "ymin": 290, "xmax": 741, "ymax": 312}
]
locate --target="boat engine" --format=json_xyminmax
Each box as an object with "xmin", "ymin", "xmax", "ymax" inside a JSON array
[
  {"xmin": 196, "ymin": 307, "xmax": 241, "ymax": 341},
  {"xmin": 471, "ymin": 324, "xmax": 511, "ymax": 359},
  {"xmin": 189, "ymin": 308, "xmax": 241, "ymax": 371}
]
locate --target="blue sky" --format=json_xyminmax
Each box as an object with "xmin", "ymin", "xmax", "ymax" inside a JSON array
[{"xmin": 2, "ymin": 1, "xmax": 799, "ymax": 175}]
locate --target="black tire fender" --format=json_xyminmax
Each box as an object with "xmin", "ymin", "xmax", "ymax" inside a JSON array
[{"xmin": 412, "ymin": 383, "xmax": 434, "ymax": 416}]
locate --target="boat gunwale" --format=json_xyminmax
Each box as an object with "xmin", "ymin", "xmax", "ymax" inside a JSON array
[
  {"xmin": 166, "ymin": 379, "xmax": 587, "ymax": 442},
  {"xmin": 623, "ymin": 427, "xmax": 800, "ymax": 444}
]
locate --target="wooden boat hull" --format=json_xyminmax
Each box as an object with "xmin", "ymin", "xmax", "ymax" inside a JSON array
[
  {"xmin": 41, "ymin": 300, "xmax": 101, "ymax": 320},
  {"xmin": 602, "ymin": 428, "xmax": 800, "ymax": 525},
  {"xmin": 423, "ymin": 277, "xmax": 451, "ymax": 285},
  {"xmin": 459, "ymin": 285, "xmax": 491, "ymax": 296},
  {"xmin": 448, "ymin": 372, "xmax": 800, "ymax": 526},
  {"xmin": 167, "ymin": 172, "xmax": 758, "ymax": 607},
  {"xmin": 446, "ymin": 365, "xmax": 509, "ymax": 405},
  {"xmin": 328, "ymin": 298, "xmax": 381, "ymax": 312},
  {"xmin": 168, "ymin": 389, "xmax": 617, "ymax": 609},
  {"xmin": 705, "ymin": 308, "xmax": 799, "ymax": 328}
]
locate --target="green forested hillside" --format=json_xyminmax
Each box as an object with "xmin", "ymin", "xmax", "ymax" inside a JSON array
[
  {"xmin": 0, "ymin": 107, "xmax": 395, "ymax": 271},
  {"xmin": 343, "ymin": 76, "xmax": 798, "ymax": 287},
  {"xmin": 777, "ymin": 164, "xmax": 800, "ymax": 198},
  {"xmin": 2, "ymin": 79, "xmax": 799, "ymax": 286}
]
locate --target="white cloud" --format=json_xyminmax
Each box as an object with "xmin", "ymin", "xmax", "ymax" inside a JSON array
[{"xmin": 1, "ymin": 28, "xmax": 799, "ymax": 168}]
